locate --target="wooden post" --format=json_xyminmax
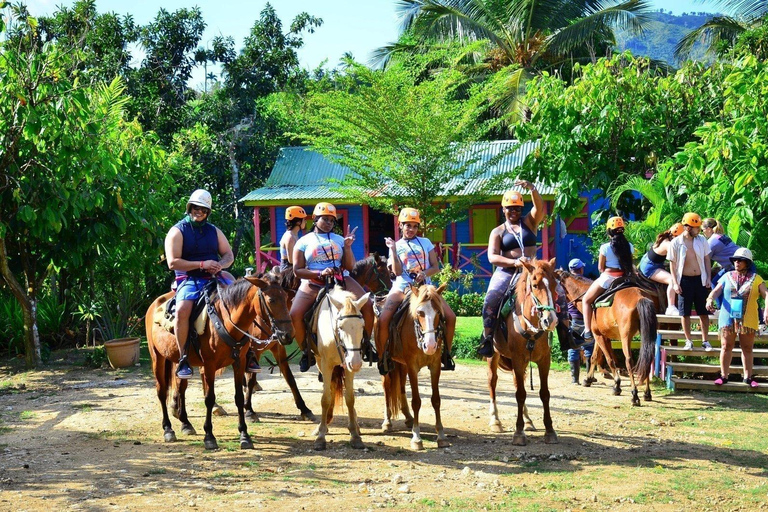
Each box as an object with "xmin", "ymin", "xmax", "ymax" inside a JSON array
[{"xmin": 254, "ymin": 207, "xmax": 261, "ymax": 270}]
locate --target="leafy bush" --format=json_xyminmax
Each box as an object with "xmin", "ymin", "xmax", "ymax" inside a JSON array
[
  {"xmin": 443, "ymin": 290, "xmax": 485, "ymax": 317},
  {"xmin": 452, "ymin": 331, "xmax": 481, "ymax": 359},
  {"xmin": 84, "ymin": 346, "xmax": 108, "ymax": 368},
  {"xmin": 0, "ymin": 292, "xmax": 24, "ymax": 357}
]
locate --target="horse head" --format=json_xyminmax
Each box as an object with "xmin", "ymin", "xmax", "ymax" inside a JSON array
[
  {"xmin": 519, "ymin": 258, "xmax": 558, "ymax": 332},
  {"xmin": 246, "ymin": 274, "xmax": 294, "ymax": 345},
  {"xmin": 352, "ymin": 253, "xmax": 392, "ymax": 294},
  {"xmin": 327, "ymin": 287, "xmax": 370, "ymax": 372},
  {"xmin": 409, "ymin": 283, "xmax": 447, "ymax": 356},
  {"xmin": 554, "ymin": 268, "xmax": 590, "ymax": 306}
]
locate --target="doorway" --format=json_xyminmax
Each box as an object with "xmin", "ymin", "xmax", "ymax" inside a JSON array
[{"xmin": 367, "ymin": 208, "xmax": 395, "ymax": 258}]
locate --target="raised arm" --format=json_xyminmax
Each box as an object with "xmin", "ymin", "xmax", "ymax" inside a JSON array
[{"xmin": 516, "ymin": 179, "xmax": 545, "ymax": 229}]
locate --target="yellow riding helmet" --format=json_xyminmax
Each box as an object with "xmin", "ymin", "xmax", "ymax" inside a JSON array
[
  {"xmin": 606, "ymin": 216, "xmax": 625, "ymax": 231},
  {"xmin": 501, "ymin": 190, "xmax": 524, "ymax": 207},
  {"xmin": 670, "ymin": 222, "xmax": 684, "ymax": 237},
  {"xmin": 398, "ymin": 208, "xmax": 421, "ymax": 224},
  {"xmin": 285, "ymin": 206, "xmax": 307, "ymax": 220},
  {"xmin": 313, "ymin": 202, "xmax": 337, "ymax": 217},
  {"xmin": 682, "ymin": 212, "xmax": 702, "ymax": 227}
]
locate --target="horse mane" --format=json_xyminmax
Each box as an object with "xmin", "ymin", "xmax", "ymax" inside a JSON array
[
  {"xmin": 328, "ymin": 286, "xmax": 359, "ymax": 314},
  {"xmin": 210, "ymin": 279, "xmax": 255, "ymax": 309},
  {"xmin": 271, "ymin": 265, "xmax": 297, "ymax": 290},
  {"xmin": 516, "ymin": 260, "xmax": 557, "ymax": 299},
  {"xmin": 349, "ymin": 254, "xmax": 377, "ymax": 280},
  {"xmin": 409, "ymin": 285, "xmax": 443, "ymax": 318}
]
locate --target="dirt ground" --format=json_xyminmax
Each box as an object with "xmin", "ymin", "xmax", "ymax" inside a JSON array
[{"xmin": 1, "ymin": 355, "xmax": 767, "ymax": 512}]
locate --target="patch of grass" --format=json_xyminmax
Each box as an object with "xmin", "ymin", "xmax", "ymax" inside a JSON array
[
  {"xmin": 272, "ymin": 426, "xmax": 289, "ymax": 434},
  {"xmin": 0, "ymin": 425, "xmax": 11, "ymax": 435},
  {"xmin": 211, "ymin": 471, "xmax": 236, "ymax": 479},
  {"xmin": 147, "ymin": 468, "xmax": 167, "ymax": 475},
  {"xmin": 18, "ymin": 411, "xmax": 35, "ymax": 420},
  {"xmin": 72, "ymin": 403, "xmax": 94, "ymax": 412},
  {"xmin": 242, "ymin": 461, "xmax": 260, "ymax": 469}
]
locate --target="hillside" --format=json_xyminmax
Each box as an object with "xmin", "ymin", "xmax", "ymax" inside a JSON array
[{"xmin": 615, "ymin": 10, "xmax": 716, "ymax": 65}]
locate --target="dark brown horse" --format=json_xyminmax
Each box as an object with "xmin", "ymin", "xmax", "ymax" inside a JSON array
[
  {"xmin": 272, "ymin": 252, "xmax": 392, "ymax": 296},
  {"xmin": 380, "ymin": 284, "xmax": 450, "ymax": 450},
  {"xmin": 487, "ymin": 259, "xmax": 559, "ymax": 445},
  {"xmin": 556, "ymin": 269, "xmax": 658, "ymax": 406},
  {"xmin": 146, "ymin": 275, "xmax": 291, "ymax": 450}
]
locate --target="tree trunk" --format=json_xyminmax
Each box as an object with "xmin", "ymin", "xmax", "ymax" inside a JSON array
[
  {"xmin": 0, "ymin": 236, "xmax": 41, "ymax": 368},
  {"xmin": 228, "ymin": 140, "xmax": 244, "ymax": 260}
]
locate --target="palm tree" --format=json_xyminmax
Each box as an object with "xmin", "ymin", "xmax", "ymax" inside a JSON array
[
  {"xmin": 373, "ymin": 0, "xmax": 652, "ymax": 121},
  {"xmin": 675, "ymin": 1, "xmax": 768, "ymax": 60}
]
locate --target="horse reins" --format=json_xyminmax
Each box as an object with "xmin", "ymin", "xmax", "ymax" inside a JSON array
[{"xmin": 512, "ymin": 273, "xmax": 556, "ymax": 390}]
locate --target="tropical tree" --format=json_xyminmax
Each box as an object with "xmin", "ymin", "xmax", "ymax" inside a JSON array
[
  {"xmin": 675, "ymin": 0, "xmax": 768, "ymax": 60},
  {"xmin": 0, "ymin": 12, "xmax": 173, "ymax": 367}
]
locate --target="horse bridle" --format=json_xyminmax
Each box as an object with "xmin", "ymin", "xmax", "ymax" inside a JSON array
[
  {"xmin": 413, "ymin": 309, "xmax": 443, "ymax": 352},
  {"xmin": 332, "ymin": 311, "xmax": 365, "ymax": 369},
  {"xmin": 219, "ymin": 285, "xmax": 291, "ymax": 349},
  {"xmin": 364, "ymin": 260, "xmax": 390, "ymax": 295}
]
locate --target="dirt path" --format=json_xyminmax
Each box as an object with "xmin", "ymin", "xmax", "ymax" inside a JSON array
[{"xmin": 1, "ymin": 359, "xmax": 767, "ymax": 511}]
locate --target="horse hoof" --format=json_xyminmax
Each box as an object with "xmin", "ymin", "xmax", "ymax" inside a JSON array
[
  {"xmin": 437, "ymin": 439, "xmax": 451, "ymax": 448},
  {"xmin": 489, "ymin": 423, "xmax": 503, "ymax": 433},
  {"xmin": 411, "ymin": 440, "xmax": 424, "ymax": 450},
  {"xmin": 253, "ymin": 381, "xmax": 263, "ymax": 392},
  {"xmin": 181, "ymin": 425, "xmax": 196, "ymax": 436},
  {"xmin": 314, "ymin": 439, "xmax": 327, "ymax": 451},
  {"xmin": 204, "ymin": 438, "xmax": 219, "ymax": 450},
  {"xmin": 524, "ymin": 422, "xmax": 537, "ymax": 432},
  {"xmin": 644, "ymin": 392, "xmax": 653, "ymax": 402},
  {"xmin": 245, "ymin": 411, "xmax": 260, "ymax": 423},
  {"xmin": 404, "ymin": 419, "xmax": 414, "ymax": 429},
  {"xmin": 582, "ymin": 379, "xmax": 593, "ymax": 387},
  {"xmin": 544, "ymin": 433, "xmax": 559, "ymax": 444},
  {"xmin": 240, "ymin": 436, "xmax": 254, "ymax": 450},
  {"xmin": 212, "ymin": 405, "xmax": 228, "ymax": 417},
  {"xmin": 631, "ymin": 399, "xmax": 641, "ymax": 407},
  {"xmin": 301, "ymin": 411, "xmax": 317, "ymax": 422},
  {"xmin": 350, "ymin": 438, "xmax": 365, "ymax": 450},
  {"xmin": 382, "ymin": 421, "xmax": 393, "ymax": 433},
  {"xmin": 164, "ymin": 431, "xmax": 177, "ymax": 443},
  {"xmin": 512, "ymin": 433, "xmax": 527, "ymax": 446}
]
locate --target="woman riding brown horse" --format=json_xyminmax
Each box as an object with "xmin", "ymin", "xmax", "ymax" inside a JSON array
[
  {"xmin": 380, "ymin": 283, "xmax": 450, "ymax": 450},
  {"xmin": 556, "ymin": 269, "xmax": 658, "ymax": 406},
  {"xmin": 487, "ymin": 258, "xmax": 559, "ymax": 446},
  {"xmin": 146, "ymin": 275, "xmax": 292, "ymax": 450}
]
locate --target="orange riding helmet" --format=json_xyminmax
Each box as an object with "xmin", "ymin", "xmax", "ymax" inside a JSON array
[
  {"xmin": 285, "ymin": 206, "xmax": 307, "ymax": 220},
  {"xmin": 501, "ymin": 190, "xmax": 524, "ymax": 207},
  {"xmin": 606, "ymin": 216, "xmax": 625, "ymax": 231},
  {"xmin": 398, "ymin": 208, "xmax": 421, "ymax": 224},
  {"xmin": 682, "ymin": 212, "xmax": 702, "ymax": 227},
  {"xmin": 313, "ymin": 202, "xmax": 337, "ymax": 217},
  {"xmin": 670, "ymin": 222, "xmax": 684, "ymax": 237}
]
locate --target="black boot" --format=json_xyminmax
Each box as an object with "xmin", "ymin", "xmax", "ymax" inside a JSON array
[
  {"xmin": 299, "ymin": 346, "xmax": 316, "ymax": 372},
  {"xmin": 361, "ymin": 331, "xmax": 377, "ymax": 363},
  {"xmin": 569, "ymin": 360, "xmax": 580, "ymax": 385},
  {"xmin": 441, "ymin": 345, "xmax": 455, "ymax": 371},
  {"xmin": 477, "ymin": 334, "xmax": 495, "ymax": 358},
  {"xmin": 245, "ymin": 348, "xmax": 261, "ymax": 373}
]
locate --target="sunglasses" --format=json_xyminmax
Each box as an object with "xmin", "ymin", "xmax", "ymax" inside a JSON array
[
  {"xmin": 505, "ymin": 206, "xmax": 523, "ymax": 211},
  {"xmin": 732, "ymin": 258, "xmax": 749, "ymax": 263},
  {"xmin": 190, "ymin": 205, "xmax": 210, "ymax": 213}
]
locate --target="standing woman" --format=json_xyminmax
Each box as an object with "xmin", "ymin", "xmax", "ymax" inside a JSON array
[
  {"xmin": 702, "ymin": 218, "xmax": 739, "ymax": 285},
  {"xmin": 582, "ymin": 217, "xmax": 635, "ymax": 342},
  {"xmin": 280, "ymin": 206, "xmax": 307, "ymax": 271},
  {"xmin": 707, "ymin": 248, "xmax": 768, "ymax": 388},
  {"xmin": 377, "ymin": 208, "xmax": 457, "ymax": 372},
  {"xmin": 290, "ymin": 202, "xmax": 374, "ymax": 371},
  {"xmin": 477, "ymin": 180, "xmax": 545, "ymax": 357},
  {"xmin": 638, "ymin": 223, "xmax": 684, "ymax": 315}
]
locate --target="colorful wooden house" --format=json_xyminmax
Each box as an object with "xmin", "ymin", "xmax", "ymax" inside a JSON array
[{"xmin": 241, "ymin": 141, "xmax": 598, "ymax": 285}]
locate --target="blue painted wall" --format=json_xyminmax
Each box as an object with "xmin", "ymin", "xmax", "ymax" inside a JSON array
[{"xmin": 275, "ymin": 205, "xmax": 367, "ymax": 261}]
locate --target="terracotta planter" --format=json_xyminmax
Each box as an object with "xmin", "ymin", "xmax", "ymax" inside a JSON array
[{"xmin": 104, "ymin": 337, "xmax": 141, "ymax": 369}]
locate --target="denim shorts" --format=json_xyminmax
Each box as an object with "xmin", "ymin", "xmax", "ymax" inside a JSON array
[
  {"xmin": 639, "ymin": 254, "xmax": 665, "ymax": 278},
  {"xmin": 175, "ymin": 276, "xmax": 232, "ymax": 301}
]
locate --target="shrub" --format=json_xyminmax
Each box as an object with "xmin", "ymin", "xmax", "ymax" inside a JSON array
[
  {"xmin": 458, "ymin": 292, "xmax": 484, "ymax": 317},
  {"xmin": 452, "ymin": 331, "xmax": 481, "ymax": 359}
]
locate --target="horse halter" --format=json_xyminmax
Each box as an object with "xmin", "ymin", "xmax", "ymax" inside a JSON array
[
  {"xmin": 513, "ymin": 273, "xmax": 556, "ymax": 350},
  {"xmin": 325, "ymin": 293, "xmax": 364, "ymax": 370},
  {"xmin": 413, "ymin": 309, "xmax": 442, "ymax": 352},
  {"xmin": 219, "ymin": 285, "xmax": 289, "ymax": 349}
]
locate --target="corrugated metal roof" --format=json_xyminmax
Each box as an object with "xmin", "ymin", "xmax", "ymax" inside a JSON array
[{"xmin": 241, "ymin": 140, "xmax": 552, "ymax": 205}]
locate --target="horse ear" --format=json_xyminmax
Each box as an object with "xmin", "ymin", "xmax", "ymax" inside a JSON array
[
  {"xmin": 548, "ymin": 257, "xmax": 556, "ymax": 267},
  {"xmin": 327, "ymin": 292, "xmax": 345, "ymax": 311},
  {"xmin": 354, "ymin": 292, "xmax": 370, "ymax": 311},
  {"xmin": 409, "ymin": 283, "xmax": 419, "ymax": 297},
  {"xmin": 521, "ymin": 260, "xmax": 535, "ymax": 273},
  {"xmin": 245, "ymin": 275, "xmax": 269, "ymax": 290},
  {"xmin": 436, "ymin": 283, "xmax": 448, "ymax": 295}
]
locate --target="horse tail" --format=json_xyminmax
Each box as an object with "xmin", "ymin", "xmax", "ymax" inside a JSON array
[
  {"xmin": 332, "ymin": 366, "xmax": 345, "ymax": 411},
  {"xmin": 382, "ymin": 363, "xmax": 403, "ymax": 419},
  {"xmin": 634, "ymin": 297, "xmax": 658, "ymax": 384}
]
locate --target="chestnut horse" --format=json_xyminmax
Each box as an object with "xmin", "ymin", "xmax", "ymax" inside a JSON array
[
  {"xmin": 556, "ymin": 269, "xmax": 658, "ymax": 406},
  {"xmin": 312, "ymin": 286, "xmax": 370, "ymax": 451},
  {"xmin": 487, "ymin": 259, "xmax": 559, "ymax": 445},
  {"xmin": 380, "ymin": 284, "xmax": 450, "ymax": 450},
  {"xmin": 146, "ymin": 275, "xmax": 291, "ymax": 450}
]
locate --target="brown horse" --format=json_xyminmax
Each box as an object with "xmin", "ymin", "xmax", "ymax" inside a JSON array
[
  {"xmin": 146, "ymin": 275, "xmax": 291, "ymax": 450},
  {"xmin": 487, "ymin": 259, "xmax": 559, "ymax": 446},
  {"xmin": 272, "ymin": 252, "xmax": 392, "ymax": 296},
  {"xmin": 556, "ymin": 269, "xmax": 658, "ymax": 406},
  {"xmin": 380, "ymin": 284, "xmax": 450, "ymax": 450}
]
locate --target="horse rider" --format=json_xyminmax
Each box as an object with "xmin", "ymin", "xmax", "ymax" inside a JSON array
[
  {"xmin": 164, "ymin": 189, "xmax": 261, "ymax": 379},
  {"xmin": 477, "ymin": 180, "xmax": 545, "ymax": 357},
  {"xmin": 280, "ymin": 206, "xmax": 307, "ymax": 272},
  {"xmin": 377, "ymin": 208, "xmax": 457, "ymax": 373},
  {"xmin": 581, "ymin": 217, "xmax": 635, "ymax": 343},
  {"xmin": 638, "ymin": 222, "xmax": 684, "ymax": 315},
  {"xmin": 290, "ymin": 202, "xmax": 375, "ymax": 372}
]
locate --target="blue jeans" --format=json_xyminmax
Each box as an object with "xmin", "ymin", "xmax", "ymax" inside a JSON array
[{"xmin": 568, "ymin": 342, "xmax": 594, "ymax": 363}]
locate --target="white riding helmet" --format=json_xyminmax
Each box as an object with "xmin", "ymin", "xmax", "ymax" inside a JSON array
[{"xmin": 186, "ymin": 189, "xmax": 213, "ymax": 213}]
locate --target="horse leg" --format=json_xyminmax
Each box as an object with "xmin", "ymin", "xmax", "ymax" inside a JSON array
[
  {"xmin": 233, "ymin": 362, "xmax": 254, "ymax": 449},
  {"xmin": 313, "ymin": 362, "xmax": 333, "ymax": 451},
  {"xmin": 595, "ymin": 335, "xmax": 622, "ymax": 395},
  {"xmin": 522, "ymin": 403, "xmax": 536, "ymax": 431},
  {"xmin": 344, "ymin": 369, "xmax": 364, "ymax": 449},
  {"xmin": 398, "ymin": 363, "xmax": 413, "ymax": 428},
  {"xmin": 512, "ymin": 367, "xmax": 528, "ymax": 446},
  {"xmin": 407, "ymin": 365, "xmax": 424, "ymax": 450},
  {"xmin": 622, "ymin": 335, "xmax": 641, "ymax": 407},
  {"xmin": 644, "ymin": 378, "xmax": 653, "ymax": 402},
  {"xmin": 538, "ymin": 357, "xmax": 558, "ymax": 444},
  {"xmin": 274, "ymin": 344, "xmax": 315, "ymax": 421},
  {"xmin": 202, "ymin": 366, "xmax": 218, "ymax": 450},
  {"xmin": 244, "ymin": 373, "xmax": 260, "ymax": 423},
  {"xmin": 430, "ymin": 360, "xmax": 449, "ymax": 448},
  {"xmin": 176, "ymin": 377, "xmax": 196, "ymax": 436},
  {"xmin": 170, "ymin": 371, "xmax": 181, "ymax": 419},
  {"xmin": 155, "ymin": 356, "xmax": 176, "ymax": 442},
  {"xmin": 487, "ymin": 352, "xmax": 503, "ymax": 433}
]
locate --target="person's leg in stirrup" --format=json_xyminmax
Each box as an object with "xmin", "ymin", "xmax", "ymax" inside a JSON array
[{"xmin": 290, "ymin": 287, "xmax": 318, "ymax": 372}]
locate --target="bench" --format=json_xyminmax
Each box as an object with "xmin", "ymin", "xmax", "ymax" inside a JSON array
[{"xmin": 654, "ymin": 314, "xmax": 768, "ymax": 393}]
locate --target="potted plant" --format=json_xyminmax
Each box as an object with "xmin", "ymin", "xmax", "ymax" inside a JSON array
[{"xmin": 91, "ymin": 292, "xmax": 143, "ymax": 369}]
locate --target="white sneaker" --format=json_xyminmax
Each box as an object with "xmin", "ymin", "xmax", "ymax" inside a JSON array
[
  {"xmin": 702, "ymin": 340, "xmax": 713, "ymax": 352},
  {"xmin": 665, "ymin": 306, "xmax": 681, "ymax": 316},
  {"xmin": 683, "ymin": 340, "xmax": 694, "ymax": 350}
]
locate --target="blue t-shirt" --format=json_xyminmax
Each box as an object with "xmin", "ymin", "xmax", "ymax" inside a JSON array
[
  {"xmin": 599, "ymin": 242, "xmax": 634, "ymax": 270},
  {"xmin": 708, "ymin": 234, "xmax": 738, "ymax": 270},
  {"xmin": 393, "ymin": 236, "xmax": 434, "ymax": 284},
  {"xmin": 295, "ymin": 231, "xmax": 345, "ymax": 271}
]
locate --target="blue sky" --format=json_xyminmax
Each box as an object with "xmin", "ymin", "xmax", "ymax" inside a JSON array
[{"xmin": 22, "ymin": 0, "xmax": 720, "ymax": 89}]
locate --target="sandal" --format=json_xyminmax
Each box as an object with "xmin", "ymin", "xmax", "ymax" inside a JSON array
[
  {"xmin": 744, "ymin": 377, "xmax": 759, "ymax": 388},
  {"xmin": 714, "ymin": 373, "xmax": 727, "ymax": 386}
]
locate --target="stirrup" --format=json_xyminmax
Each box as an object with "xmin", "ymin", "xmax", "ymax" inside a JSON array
[
  {"xmin": 476, "ymin": 334, "xmax": 495, "ymax": 358},
  {"xmin": 377, "ymin": 351, "xmax": 394, "ymax": 376}
]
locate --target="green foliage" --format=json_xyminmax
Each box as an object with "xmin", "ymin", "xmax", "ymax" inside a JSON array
[
  {"xmin": 443, "ymin": 290, "xmax": 484, "ymax": 317},
  {"xmin": 452, "ymin": 316, "xmax": 482, "ymax": 360},
  {"xmin": 0, "ymin": 290, "xmax": 24, "ymax": 356},
  {"xmin": 83, "ymin": 345, "xmax": 108, "ymax": 368}
]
